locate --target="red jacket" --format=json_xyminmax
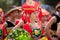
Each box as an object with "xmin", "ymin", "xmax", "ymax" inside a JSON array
[
  {"xmin": 0, "ymin": 24, "xmax": 7, "ymax": 38},
  {"xmin": 23, "ymin": 23, "xmax": 32, "ymax": 36},
  {"xmin": 23, "ymin": 22, "xmax": 45, "ymax": 36}
]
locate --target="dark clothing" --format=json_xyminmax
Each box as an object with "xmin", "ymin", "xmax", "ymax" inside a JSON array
[
  {"xmin": 51, "ymin": 14, "xmax": 60, "ymax": 31},
  {"xmin": 6, "ymin": 20, "xmax": 15, "ymax": 28}
]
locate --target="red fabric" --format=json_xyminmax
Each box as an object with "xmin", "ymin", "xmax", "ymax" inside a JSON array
[
  {"xmin": 2, "ymin": 15, "xmax": 6, "ymax": 22},
  {"xmin": 26, "ymin": 17, "xmax": 30, "ymax": 23},
  {"xmin": 22, "ymin": 2, "xmax": 39, "ymax": 14},
  {"xmin": 2, "ymin": 25, "xmax": 7, "ymax": 36},
  {"xmin": 22, "ymin": 13, "xmax": 30, "ymax": 23},
  {"xmin": 23, "ymin": 22, "xmax": 45, "ymax": 36},
  {"xmin": 38, "ymin": 8, "xmax": 42, "ymax": 20},
  {"xmin": 1, "ymin": 13, "xmax": 6, "ymax": 23},
  {"xmin": 47, "ymin": 37, "xmax": 51, "ymax": 40},
  {"xmin": 23, "ymin": 24, "xmax": 32, "ymax": 36},
  {"xmin": 0, "ymin": 13, "xmax": 6, "ymax": 24},
  {"xmin": 22, "ymin": 13, "xmax": 27, "ymax": 22},
  {"xmin": 15, "ymin": 20, "xmax": 19, "ymax": 25},
  {"xmin": 48, "ymin": 16, "xmax": 51, "ymax": 21}
]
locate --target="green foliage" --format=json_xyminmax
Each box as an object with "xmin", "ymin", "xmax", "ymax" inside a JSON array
[
  {"xmin": 0, "ymin": 0, "xmax": 22, "ymax": 12},
  {"xmin": 0, "ymin": 0, "xmax": 13, "ymax": 12},
  {"xmin": 8, "ymin": 28, "xmax": 33, "ymax": 40},
  {"xmin": 13, "ymin": 0, "xmax": 22, "ymax": 6}
]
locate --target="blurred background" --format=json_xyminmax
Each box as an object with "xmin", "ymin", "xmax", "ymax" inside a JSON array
[{"xmin": 0, "ymin": 0, "xmax": 60, "ymax": 12}]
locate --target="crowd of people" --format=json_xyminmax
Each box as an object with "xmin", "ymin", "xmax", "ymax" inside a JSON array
[{"xmin": 0, "ymin": 0, "xmax": 60, "ymax": 40}]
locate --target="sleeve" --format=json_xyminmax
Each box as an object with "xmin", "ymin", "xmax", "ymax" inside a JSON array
[
  {"xmin": 38, "ymin": 7, "xmax": 42, "ymax": 20},
  {"xmin": 2, "ymin": 25, "xmax": 7, "ymax": 37},
  {"xmin": 23, "ymin": 24, "xmax": 32, "ymax": 36}
]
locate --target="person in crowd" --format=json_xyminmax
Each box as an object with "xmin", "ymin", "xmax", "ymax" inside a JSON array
[
  {"xmin": 51, "ymin": 2, "xmax": 60, "ymax": 34},
  {"xmin": 22, "ymin": 0, "xmax": 42, "ymax": 23},
  {"xmin": 45, "ymin": 16, "xmax": 60, "ymax": 40},
  {"xmin": 55, "ymin": 2, "xmax": 60, "ymax": 15},
  {"xmin": 40, "ymin": 9, "xmax": 50, "ymax": 28},
  {"xmin": 14, "ymin": 7, "xmax": 24, "ymax": 29},
  {"xmin": 0, "ymin": 8, "xmax": 7, "ymax": 40},
  {"xmin": 23, "ymin": 11, "xmax": 44, "ymax": 40},
  {"xmin": 4, "ymin": 7, "xmax": 21, "ymax": 34},
  {"xmin": 45, "ymin": 2, "xmax": 60, "ymax": 40}
]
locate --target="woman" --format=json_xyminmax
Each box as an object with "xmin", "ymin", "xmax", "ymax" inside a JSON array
[
  {"xmin": 0, "ymin": 8, "xmax": 7, "ymax": 40},
  {"xmin": 15, "ymin": 7, "xmax": 23, "ymax": 25},
  {"xmin": 51, "ymin": 2, "xmax": 60, "ymax": 34},
  {"xmin": 23, "ymin": 11, "xmax": 44, "ymax": 40},
  {"xmin": 45, "ymin": 2, "xmax": 60, "ymax": 40},
  {"xmin": 22, "ymin": 0, "xmax": 43, "ymax": 23},
  {"xmin": 39, "ymin": 9, "xmax": 50, "ymax": 28},
  {"xmin": 4, "ymin": 7, "xmax": 21, "ymax": 34}
]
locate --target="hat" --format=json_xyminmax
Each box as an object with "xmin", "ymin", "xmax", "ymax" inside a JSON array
[
  {"xmin": 56, "ymin": 4, "xmax": 60, "ymax": 9},
  {"xmin": 56, "ymin": 2, "xmax": 60, "ymax": 9},
  {"xmin": 6, "ymin": 7, "xmax": 22, "ymax": 16}
]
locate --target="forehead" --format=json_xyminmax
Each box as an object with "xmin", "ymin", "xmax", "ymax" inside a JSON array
[{"xmin": 0, "ymin": 8, "xmax": 3, "ymax": 12}]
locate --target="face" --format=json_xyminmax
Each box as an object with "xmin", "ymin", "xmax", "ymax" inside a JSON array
[
  {"xmin": 0, "ymin": 8, "xmax": 3, "ymax": 16},
  {"xmin": 30, "ymin": 12, "xmax": 38, "ymax": 20},
  {"xmin": 10, "ymin": 10, "xmax": 19, "ymax": 18}
]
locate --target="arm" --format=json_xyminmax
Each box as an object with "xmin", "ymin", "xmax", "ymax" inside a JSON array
[
  {"xmin": 3, "ymin": 22, "xmax": 8, "ymax": 27},
  {"xmin": 45, "ymin": 16, "xmax": 56, "ymax": 40},
  {"xmin": 13, "ymin": 20, "xmax": 24, "ymax": 29},
  {"xmin": 56, "ymin": 22, "xmax": 60, "ymax": 38}
]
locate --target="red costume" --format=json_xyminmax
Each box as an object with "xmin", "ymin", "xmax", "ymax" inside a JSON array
[
  {"xmin": 22, "ymin": 1, "xmax": 44, "ymax": 36},
  {"xmin": 0, "ymin": 24, "xmax": 7, "ymax": 38},
  {"xmin": 22, "ymin": 1, "xmax": 42, "ymax": 23},
  {"xmin": 0, "ymin": 10, "xmax": 7, "ymax": 38}
]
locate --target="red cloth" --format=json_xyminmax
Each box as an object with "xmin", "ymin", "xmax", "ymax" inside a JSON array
[
  {"xmin": 22, "ymin": 13, "xmax": 30, "ymax": 23},
  {"xmin": 22, "ymin": 13, "xmax": 27, "ymax": 22},
  {"xmin": 15, "ymin": 20, "xmax": 19, "ymax": 25},
  {"xmin": 22, "ymin": 2, "xmax": 39, "ymax": 14},
  {"xmin": 47, "ymin": 37, "xmax": 51, "ymax": 40},
  {"xmin": 23, "ymin": 22, "xmax": 45, "ymax": 36},
  {"xmin": 23, "ymin": 24, "xmax": 32, "ymax": 36},
  {"xmin": 2, "ymin": 25, "xmax": 7, "ymax": 36},
  {"xmin": 38, "ymin": 8, "xmax": 42, "ymax": 20},
  {"xmin": 1, "ymin": 13, "xmax": 6, "ymax": 23}
]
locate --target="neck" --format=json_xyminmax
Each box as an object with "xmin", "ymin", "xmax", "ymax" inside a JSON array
[{"xmin": 9, "ymin": 16, "xmax": 15, "ymax": 22}]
